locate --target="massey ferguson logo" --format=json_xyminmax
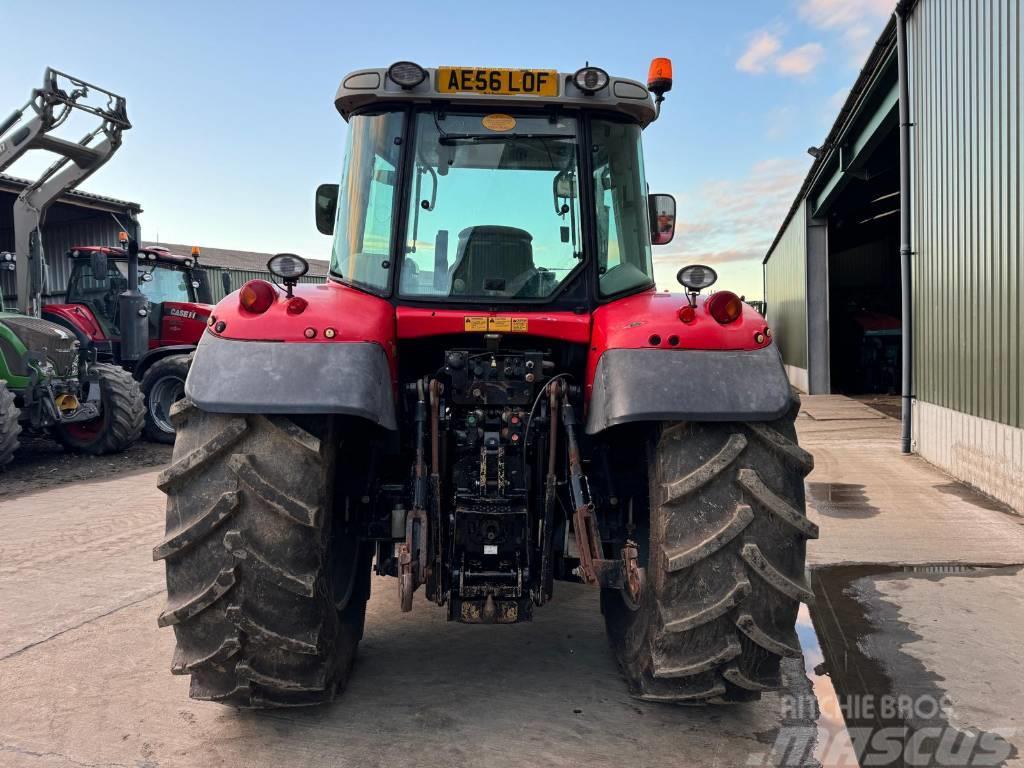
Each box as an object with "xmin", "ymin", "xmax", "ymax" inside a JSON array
[{"xmin": 168, "ymin": 308, "xmax": 198, "ymax": 320}]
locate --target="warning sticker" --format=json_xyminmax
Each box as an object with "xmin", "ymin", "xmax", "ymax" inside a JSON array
[
  {"xmin": 464, "ymin": 316, "xmax": 488, "ymax": 332},
  {"xmin": 511, "ymin": 318, "xmax": 529, "ymax": 333},
  {"xmin": 488, "ymin": 317, "xmax": 512, "ymax": 332}
]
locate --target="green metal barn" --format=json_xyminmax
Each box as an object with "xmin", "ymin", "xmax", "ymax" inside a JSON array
[{"xmin": 763, "ymin": 0, "xmax": 1022, "ymax": 511}]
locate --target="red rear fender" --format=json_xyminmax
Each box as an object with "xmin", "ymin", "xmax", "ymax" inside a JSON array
[
  {"xmin": 586, "ymin": 290, "xmax": 776, "ymax": 401},
  {"xmin": 207, "ymin": 280, "xmax": 396, "ymax": 371}
]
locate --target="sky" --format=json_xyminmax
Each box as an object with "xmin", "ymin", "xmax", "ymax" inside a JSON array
[{"xmin": 0, "ymin": 0, "xmax": 896, "ymax": 300}]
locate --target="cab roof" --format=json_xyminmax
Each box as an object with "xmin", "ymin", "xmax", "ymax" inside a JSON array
[
  {"xmin": 69, "ymin": 245, "xmax": 195, "ymax": 267},
  {"xmin": 336, "ymin": 66, "xmax": 657, "ymax": 127}
]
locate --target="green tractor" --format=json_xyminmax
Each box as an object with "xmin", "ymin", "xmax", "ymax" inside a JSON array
[{"xmin": 0, "ymin": 252, "xmax": 144, "ymax": 466}]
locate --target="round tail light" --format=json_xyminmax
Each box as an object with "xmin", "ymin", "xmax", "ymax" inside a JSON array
[
  {"xmin": 706, "ymin": 291, "xmax": 744, "ymax": 325},
  {"xmin": 239, "ymin": 280, "xmax": 276, "ymax": 314}
]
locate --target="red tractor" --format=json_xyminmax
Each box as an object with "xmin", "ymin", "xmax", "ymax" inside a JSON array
[
  {"xmin": 156, "ymin": 60, "xmax": 815, "ymax": 709},
  {"xmin": 43, "ymin": 244, "xmax": 213, "ymax": 442}
]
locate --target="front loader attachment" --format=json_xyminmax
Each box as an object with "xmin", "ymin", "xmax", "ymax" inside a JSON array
[{"xmin": 0, "ymin": 69, "xmax": 131, "ymax": 315}]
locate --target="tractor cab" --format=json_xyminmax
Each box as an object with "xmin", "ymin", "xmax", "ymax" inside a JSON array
[
  {"xmin": 316, "ymin": 62, "xmax": 676, "ymax": 309},
  {"xmin": 59, "ymin": 246, "xmax": 212, "ymax": 346}
]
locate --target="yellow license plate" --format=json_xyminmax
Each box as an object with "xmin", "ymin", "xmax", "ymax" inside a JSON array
[{"xmin": 437, "ymin": 67, "xmax": 559, "ymax": 97}]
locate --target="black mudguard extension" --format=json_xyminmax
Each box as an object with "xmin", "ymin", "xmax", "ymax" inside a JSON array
[
  {"xmin": 584, "ymin": 345, "xmax": 792, "ymax": 434},
  {"xmin": 184, "ymin": 333, "xmax": 397, "ymax": 430}
]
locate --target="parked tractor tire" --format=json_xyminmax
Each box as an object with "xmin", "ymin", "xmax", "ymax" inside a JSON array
[
  {"xmin": 0, "ymin": 381, "xmax": 22, "ymax": 467},
  {"xmin": 141, "ymin": 354, "xmax": 190, "ymax": 444},
  {"xmin": 602, "ymin": 394, "xmax": 816, "ymax": 704},
  {"xmin": 155, "ymin": 400, "xmax": 371, "ymax": 708},
  {"xmin": 53, "ymin": 363, "xmax": 145, "ymax": 455}
]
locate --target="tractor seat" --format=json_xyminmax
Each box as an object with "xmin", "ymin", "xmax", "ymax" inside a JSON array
[{"xmin": 449, "ymin": 226, "xmax": 535, "ymax": 297}]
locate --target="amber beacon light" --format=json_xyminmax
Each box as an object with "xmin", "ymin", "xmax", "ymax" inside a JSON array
[{"xmin": 647, "ymin": 58, "xmax": 673, "ymax": 98}]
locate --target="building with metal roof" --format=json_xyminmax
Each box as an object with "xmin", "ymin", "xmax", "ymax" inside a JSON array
[
  {"xmin": 763, "ymin": 0, "xmax": 1021, "ymax": 511},
  {"xmin": 0, "ymin": 173, "xmax": 141, "ymax": 304},
  {"xmin": 143, "ymin": 242, "xmax": 329, "ymax": 301},
  {"xmin": 1, "ymin": 173, "xmax": 328, "ymax": 306}
]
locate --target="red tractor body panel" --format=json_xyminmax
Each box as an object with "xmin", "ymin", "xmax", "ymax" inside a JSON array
[
  {"xmin": 157, "ymin": 301, "xmax": 212, "ymax": 347},
  {"xmin": 395, "ymin": 307, "xmax": 592, "ymax": 344},
  {"xmin": 41, "ymin": 303, "xmax": 106, "ymax": 342},
  {"xmin": 208, "ymin": 278, "xmax": 777, "ymax": 408}
]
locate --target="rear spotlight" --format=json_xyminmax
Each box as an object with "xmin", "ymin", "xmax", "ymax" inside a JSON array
[
  {"xmin": 304, "ymin": 327, "xmax": 317, "ymax": 339},
  {"xmin": 706, "ymin": 291, "xmax": 744, "ymax": 325},
  {"xmin": 573, "ymin": 66, "xmax": 609, "ymax": 94},
  {"xmin": 239, "ymin": 280, "xmax": 276, "ymax": 314},
  {"xmin": 677, "ymin": 264, "xmax": 718, "ymax": 292},
  {"xmin": 268, "ymin": 253, "xmax": 309, "ymax": 281},
  {"xmin": 387, "ymin": 61, "xmax": 427, "ymax": 89}
]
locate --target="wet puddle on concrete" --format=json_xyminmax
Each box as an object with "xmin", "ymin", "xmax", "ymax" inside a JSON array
[
  {"xmin": 807, "ymin": 483, "xmax": 880, "ymax": 519},
  {"xmin": 796, "ymin": 564, "xmax": 1017, "ymax": 768}
]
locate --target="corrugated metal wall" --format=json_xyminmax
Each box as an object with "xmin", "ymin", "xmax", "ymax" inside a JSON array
[
  {"xmin": 908, "ymin": 0, "xmax": 1022, "ymax": 429},
  {"xmin": 764, "ymin": 200, "xmax": 808, "ymax": 369}
]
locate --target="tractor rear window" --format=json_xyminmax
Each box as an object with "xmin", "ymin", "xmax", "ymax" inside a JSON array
[{"xmin": 399, "ymin": 111, "xmax": 582, "ymax": 300}]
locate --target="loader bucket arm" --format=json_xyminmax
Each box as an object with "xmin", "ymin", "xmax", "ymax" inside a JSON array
[{"xmin": 0, "ymin": 69, "xmax": 130, "ymax": 315}]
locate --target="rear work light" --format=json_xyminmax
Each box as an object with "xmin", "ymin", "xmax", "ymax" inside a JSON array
[
  {"xmin": 573, "ymin": 66, "xmax": 609, "ymax": 94},
  {"xmin": 706, "ymin": 291, "xmax": 744, "ymax": 325},
  {"xmin": 388, "ymin": 61, "xmax": 427, "ymax": 89},
  {"xmin": 239, "ymin": 279, "xmax": 276, "ymax": 314}
]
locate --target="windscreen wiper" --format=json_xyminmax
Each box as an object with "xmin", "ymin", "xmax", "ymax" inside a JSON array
[{"xmin": 438, "ymin": 132, "xmax": 572, "ymax": 145}]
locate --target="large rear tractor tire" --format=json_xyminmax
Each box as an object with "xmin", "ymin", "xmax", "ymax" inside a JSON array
[
  {"xmin": 0, "ymin": 381, "xmax": 22, "ymax": 467},
  {"xmin": 141, "ymin": 354, "xmax": 190, "ymax": 444},
  {"xmin": 155, "ymin": 399, "xmax": 371, "ymax": 708},
  {"xmin": 602, "ymin": 394, "xmax": 816, "ymax": 704},
  {"xmin": 54, "ymin": 363, "xmax": 144, "ymax": 455}
]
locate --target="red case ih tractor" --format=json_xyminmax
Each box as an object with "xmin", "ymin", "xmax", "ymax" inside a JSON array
[
  {"xmin": 43, "ymin": 245, "xmax": 213, "ymax": 442},
  {"xmin": 156, "ymin": 60, "xmax": 815, "ymax": 708}
]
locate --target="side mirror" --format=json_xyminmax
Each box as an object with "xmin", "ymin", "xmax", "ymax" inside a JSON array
[
  {"xmin": 90, "ymin": 250, "xmax": 108, "ymax": 279},
  {"xmin": 315, "ymin": 183, "xmax": 339, "ymax": 236},
  {"xmin": 192, "ymin": 269, "xmax": 214, "ymax": 303},
  {"xmin": 648, "ymin": 193, "xmax": 676, "ymax": 246}
]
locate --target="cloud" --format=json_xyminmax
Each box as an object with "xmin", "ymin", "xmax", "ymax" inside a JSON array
[
  {"xmin": 797, "ymin": 0, "xmax": 894, "ymax": 30},
  {"xmin": 655, "ymin": 156, "xmax": 810, "ymax": 272},
  {"xmin": 775, "ymin": 43, "xmax": 825, "ymax": 75},
  {"xmin": 736, "ymin": 31, "xmax": 783, "ymax": 74},
  {"xmin": 798, "ymin": 0, "xmax": 895, "ymax": 63},
  {"xmin": 736, "ymin": 30, "xmax": 824, "ymax": 77}
]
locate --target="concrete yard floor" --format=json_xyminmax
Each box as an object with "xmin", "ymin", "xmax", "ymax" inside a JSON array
[
  {"xmin": 0, "ymin": 468, "xmax": 814, "ymax": 768},
  {"xmin": 1, "ymin": 395, "xmax": 1022, "ymax": 767},
  {"xmin": 800, "ymin": 396, "xmax": 1024, "ymax": 767}
]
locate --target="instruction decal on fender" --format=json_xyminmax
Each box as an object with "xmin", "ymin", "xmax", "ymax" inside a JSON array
[
  {"xmin": 464, "ymin": 316, "xmax": 488, "ymax": 332},
  {"xmin": 488, "ymin": 317, "xmax": 512, "ymax": 332},
  {"xmin": 511, "ymin": 318, "xmax": 529, "ymax": 332}
]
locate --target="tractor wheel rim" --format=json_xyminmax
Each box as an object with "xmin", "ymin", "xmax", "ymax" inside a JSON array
[{"xmin": 150, "ymin": 375, "xmax": 185, "ymax": 434}]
